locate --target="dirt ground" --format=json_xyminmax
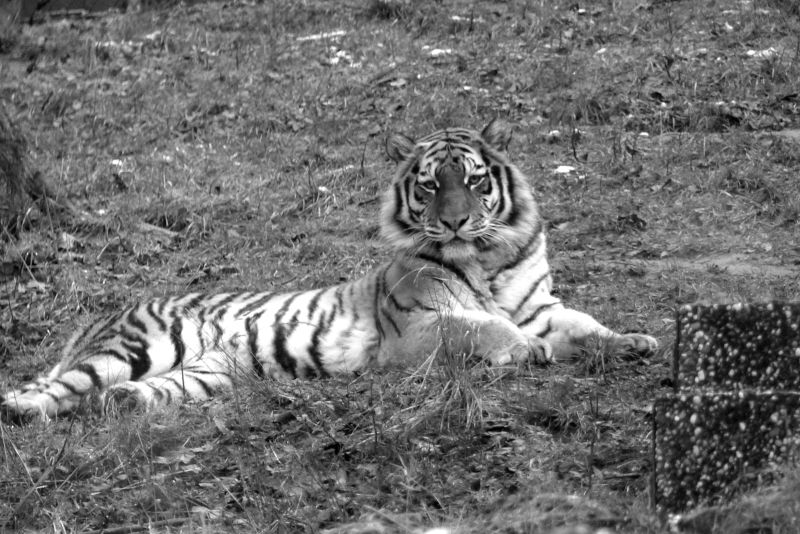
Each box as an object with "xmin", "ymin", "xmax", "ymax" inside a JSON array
[{"xmin": 1, "ymin": 0, "xmax": 799, "ymax": 532}]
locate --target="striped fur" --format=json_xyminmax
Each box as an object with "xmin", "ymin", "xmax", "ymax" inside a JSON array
[{"xmin": 1, "ymin": 121, "xmax": 657, "ymax": 421}]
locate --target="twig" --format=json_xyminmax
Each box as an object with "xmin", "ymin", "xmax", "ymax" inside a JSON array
[
  {"xmin": 83, "ymin": 517, "xmax": 188, "ymax": 534},
  {"xmin": 134, "ymin": 221, "xmax": 179, "ymax": 239}
]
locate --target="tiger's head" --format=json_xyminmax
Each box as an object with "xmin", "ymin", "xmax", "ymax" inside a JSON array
[{"xmin": 382, "ymin": 120, "xmax": 540, "ymax": 263}]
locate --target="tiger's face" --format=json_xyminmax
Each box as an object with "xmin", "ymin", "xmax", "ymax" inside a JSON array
[{"xmin": 382, "ymin": 120, "xmax": 537, "ymax": 261}]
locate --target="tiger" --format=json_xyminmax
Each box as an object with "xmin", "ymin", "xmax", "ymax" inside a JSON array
[{"xmin": 0, "ymin": 120, "xmax": 658, "ymax": 422}]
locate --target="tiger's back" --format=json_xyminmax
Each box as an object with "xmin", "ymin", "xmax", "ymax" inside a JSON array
[{"xmin": 1, "ymin": 120, "xmax": 657, "ymax": 421}]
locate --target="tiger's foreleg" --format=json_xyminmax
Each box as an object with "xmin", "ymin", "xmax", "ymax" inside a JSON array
[
  {"xmin": 387, "ymin": 309, "xmax": 553, "ymax": 367},
  {"xmin": 518, "ymin": 303, "xmax": 658, "ymax": 361},
  {"xmin": 445, "ymin": 309, "xmax": 553, "ymax": 365}
]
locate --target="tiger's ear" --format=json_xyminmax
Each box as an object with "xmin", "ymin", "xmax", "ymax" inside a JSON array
[
  {"xmin": 481, "ymin": 119, "xmax": 512, "ymax": 152},
  {"xmin": 386, "ymin": 133, "xmax": 416, "ymax": 163}
]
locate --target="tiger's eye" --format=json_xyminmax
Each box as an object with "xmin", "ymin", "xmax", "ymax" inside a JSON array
[
  {"xmin": 467, "ymin": 174, "xmax": 486, "ymax": 187},
  {"xmin": 416, "ymin": 181, "xmax": 436, "ymax": 194}
]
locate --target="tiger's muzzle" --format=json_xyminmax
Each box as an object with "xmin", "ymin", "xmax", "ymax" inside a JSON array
[{"xmin": 431, "ymin": 161, "xmax": 481, "ymax": 241}]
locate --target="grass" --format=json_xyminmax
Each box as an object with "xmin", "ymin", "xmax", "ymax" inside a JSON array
[{"xmin": 1, "ymin": 0, "xmax": 800, "ymax": 531}]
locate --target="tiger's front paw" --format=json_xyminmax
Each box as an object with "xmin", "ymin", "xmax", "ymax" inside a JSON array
[
  {"xmin": 491, "ymin": 338, "xmax": 553, "ymax": 366},
  {"xmin": 527, "ymin": 337, "xmax": 553, "ymax": 364}
]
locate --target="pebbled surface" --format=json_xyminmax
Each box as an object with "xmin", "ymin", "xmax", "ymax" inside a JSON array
[{"xmin": 654, "ymin": 302, "xmax": 800, "ymax": 513}]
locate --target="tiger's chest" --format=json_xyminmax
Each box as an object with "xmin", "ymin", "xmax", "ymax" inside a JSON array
[{"xmin": 484, "ymin": 232, "xmax": 554, "ymax": 320}]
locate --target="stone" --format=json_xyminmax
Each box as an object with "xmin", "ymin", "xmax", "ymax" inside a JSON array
[
  {"xmin": 653, "ymin": 390, "xmax": 800, "ymax": 513},
  {"xmin": 653, "ymin": 302, "xmax": 800, "ymax": 513},
  {"xmin": 674, "ymin": 302, "xmax": 800, "ymax": 391}
]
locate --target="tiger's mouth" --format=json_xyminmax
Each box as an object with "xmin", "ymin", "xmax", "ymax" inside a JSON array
[
  {"xmin": 420, "ymin": 223, "xmax": 493, "ymax": 250},
  {"xmin": 438, "ymin": 229, "xmax": 490, "ymax": 244},
  {"xmin": 437, "ymin": 231, "xmax": 500, "ymax": 256},
  {"xmin": 429, "ymin": 233, "xmax": 473, "ymax": 246},
  {"xmin": 444, "ymin": 234, "xmax": 469, "ymax": 243}
]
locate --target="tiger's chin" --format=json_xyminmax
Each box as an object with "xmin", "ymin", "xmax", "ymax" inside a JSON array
[{"xmin": 438, "ymin": 239, "xmax": 478, "ymax": 262}]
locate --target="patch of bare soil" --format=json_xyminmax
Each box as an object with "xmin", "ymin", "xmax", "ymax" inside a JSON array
[
  {"xmin": 642, "ymin": 253, "xmax": 799, "ymax": 278},
  {"xmin": 771, "ymin": 129, "xmax": 800, "ymax": 142}
]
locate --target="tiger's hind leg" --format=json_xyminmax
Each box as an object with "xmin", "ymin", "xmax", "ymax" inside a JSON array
[
  {"xmin": 2, "ymin": 360, "xmax": 237, "ymax": 421},
  {"xmin": 101, "ymin": 365, "xmax": 235, "ymax": 414},
  {"xmin": 1, "ymin": 358, "xmax": 134, "ymax": 421},
  {"xmin": 519, "ymin": 304, "xmax": 658, "ymax": 361}
]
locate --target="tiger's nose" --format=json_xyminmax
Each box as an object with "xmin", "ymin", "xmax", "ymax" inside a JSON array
[{"xmin": 440, "ymin": 216, "xmax": 469, "ymax": 231}]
